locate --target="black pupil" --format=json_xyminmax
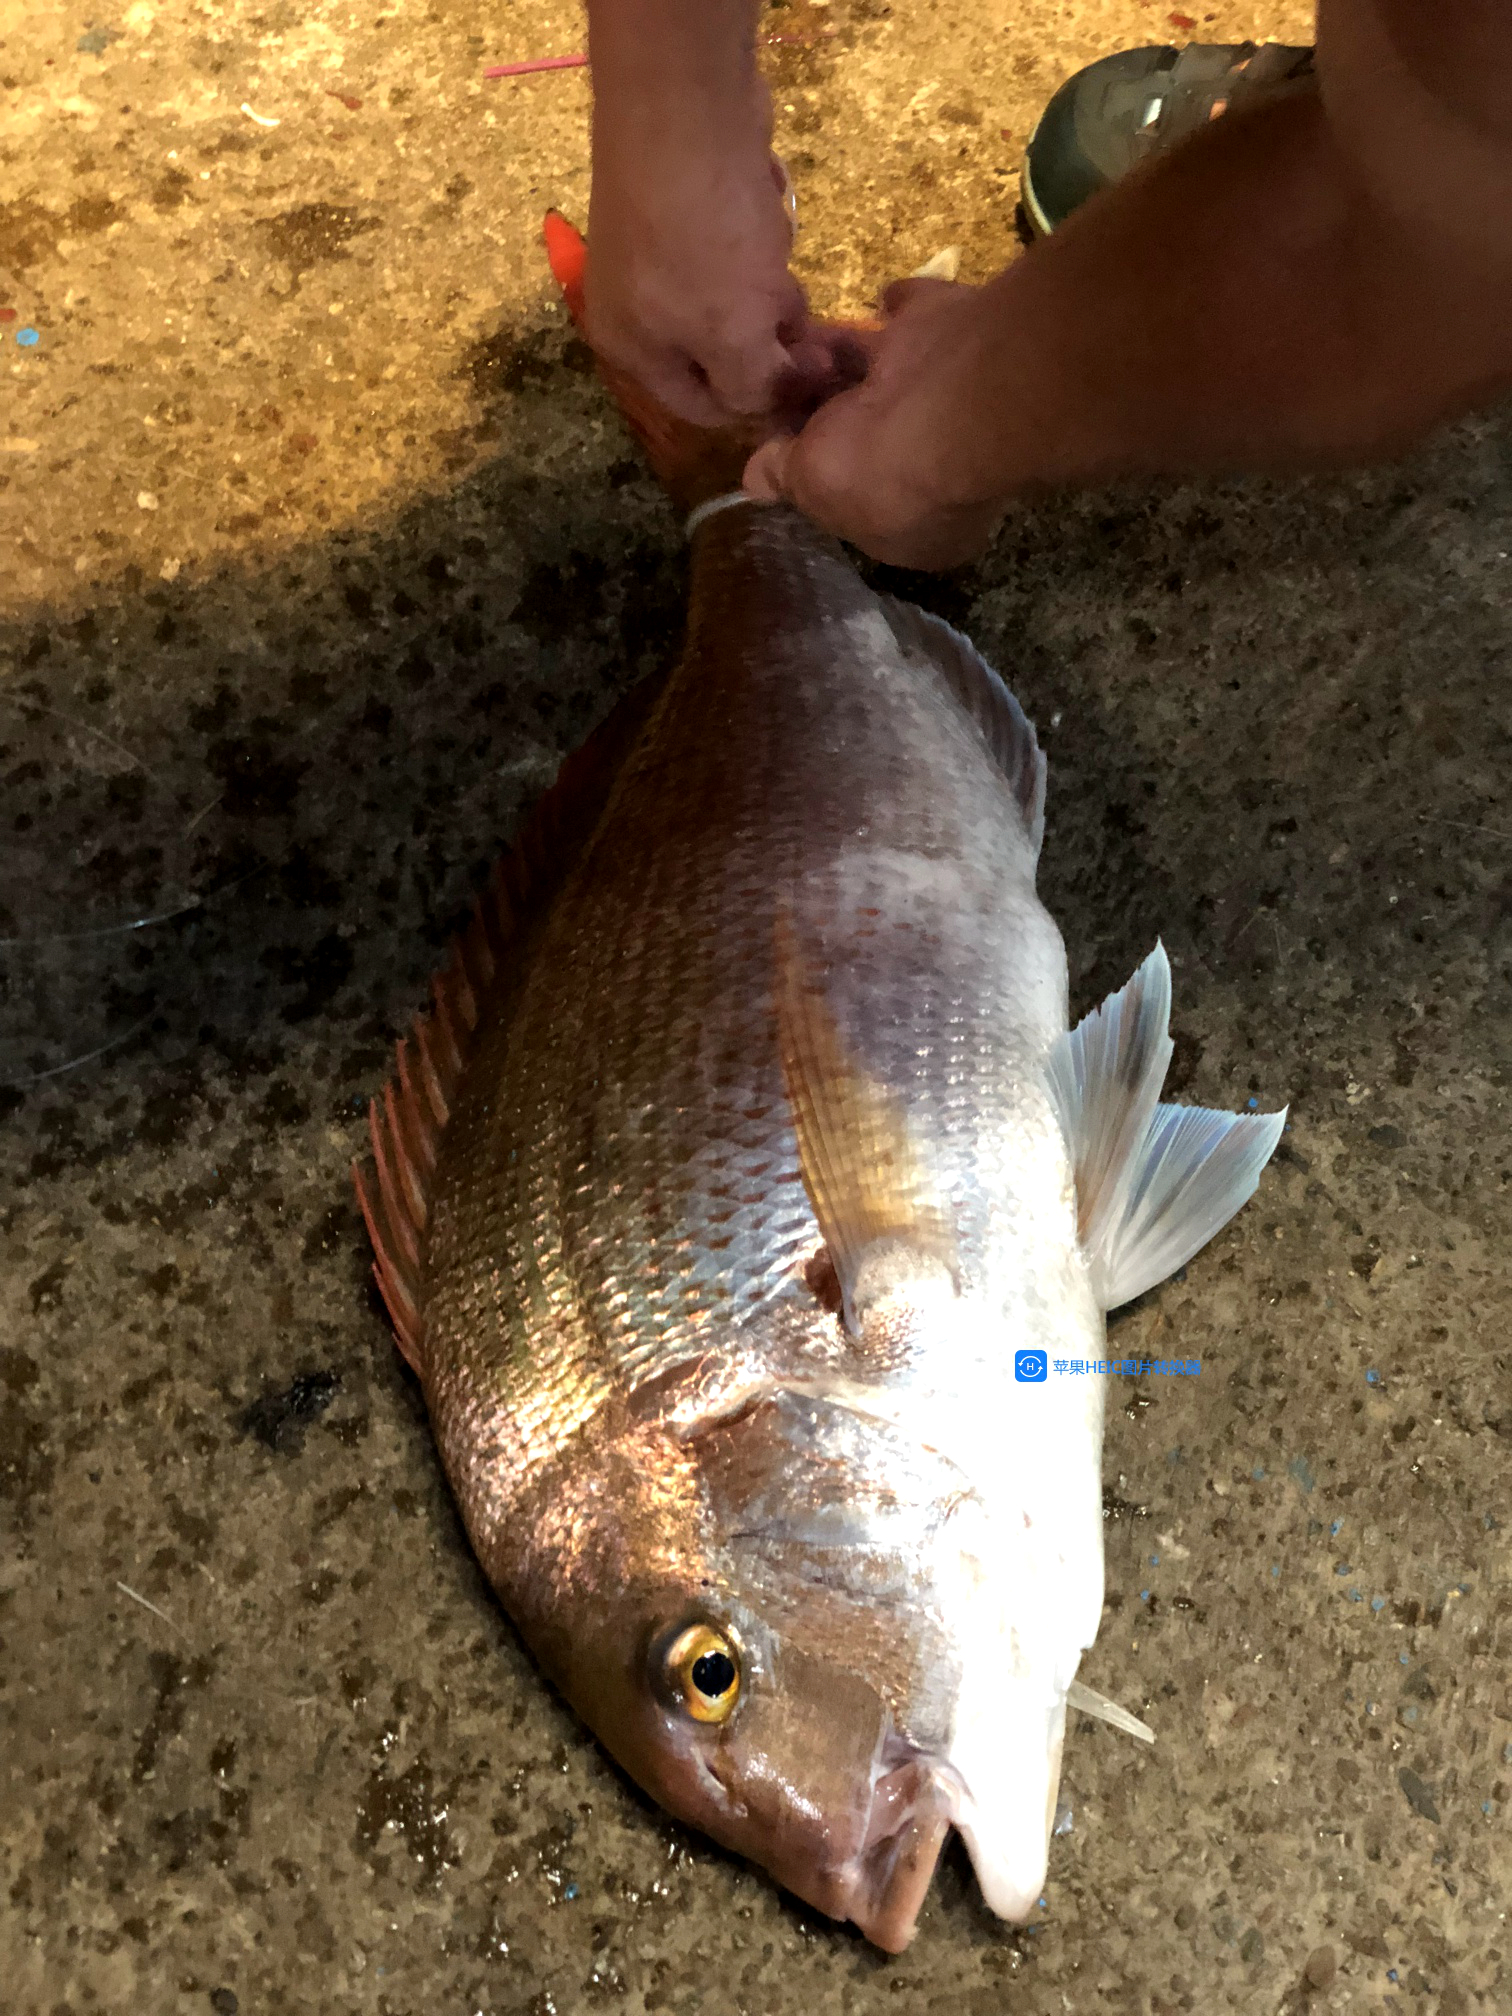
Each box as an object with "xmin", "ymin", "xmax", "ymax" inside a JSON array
[{"xmin": 691, "ymin": 1650, "xmax": 736, "ymax": 1699}]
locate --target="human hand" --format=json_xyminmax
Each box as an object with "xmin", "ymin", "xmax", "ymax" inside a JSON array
[
  {"xmin": 743, "ymin": 277, "xmax": 1008, "ymax": 569},
  {"xmin": 587, "ymin": 81, "xmax": 832, "ymax": 424}
]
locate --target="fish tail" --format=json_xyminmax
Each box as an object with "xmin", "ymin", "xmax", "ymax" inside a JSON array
[
  {"xmin": 542, "ymin": 211, "xmax": 757, "ymax": 509},
  {"xmin": 542, "ymin": 208, "xmax": 588, "ymax": 323}
]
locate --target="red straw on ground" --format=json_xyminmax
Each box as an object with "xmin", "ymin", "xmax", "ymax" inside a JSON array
[
  {"xmin": 484, "ymin": 53, "xmax": 588, "ymax": 78},
  {"xmin": 484, "ymin": 29, "xmax": 834, "ymax": 78}
]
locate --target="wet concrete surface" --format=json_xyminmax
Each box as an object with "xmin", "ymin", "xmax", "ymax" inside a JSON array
[{"xmin": 2, "ymin": 0, "xmax": 1510, "ymax": 2011}]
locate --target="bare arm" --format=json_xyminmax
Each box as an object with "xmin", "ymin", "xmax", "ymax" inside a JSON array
[
  {"xmin": 746, "ymin": 0, "xmax": 1512, "ymax": 566},
  {"xmin": 585, "ymin": 0, "xmax": 810, "ymax": 421}
]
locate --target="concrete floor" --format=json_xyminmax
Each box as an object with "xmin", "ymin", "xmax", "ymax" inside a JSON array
[{"xmin": 2, "ymin": 0, "xmax": 1509, "ymax": 2011}]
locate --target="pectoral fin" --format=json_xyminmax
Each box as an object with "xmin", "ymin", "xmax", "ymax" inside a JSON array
[
  {"xmin": 1066, "ymin": 1679, "xmax": 1155, "ymax": 1745},
  {"xmin": 774, "ymin": 918, "xmax": 954, "ymax": 1332},
  {"xmin": 1048, "ymin": 944, "xmax": 1287, "ymax": 1311}
]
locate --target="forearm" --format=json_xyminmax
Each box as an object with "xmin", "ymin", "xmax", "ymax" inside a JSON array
[
  {"xmin": 743, "ymin": 0, "xmax": 1512, "ymax": 561},
  {"xmin": 944, "ymin": 94, "xmax": 1512, "ymax": 502},
  {"xmin": 583, "ymin": 0, "xmax": 806, "ymax": 419},
  {"xmin": 938, "ymin": 0, "xmax": 1512, "ymax": 502}
]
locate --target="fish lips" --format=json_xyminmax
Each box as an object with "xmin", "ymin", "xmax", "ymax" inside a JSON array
[
  {"xmin": 775, "ymin": 1755, "xmax": 956, "ymax": 1953},
  {"xmin": 850, "ymin": 1757, "xmax": 956, "ymax": 1952}
]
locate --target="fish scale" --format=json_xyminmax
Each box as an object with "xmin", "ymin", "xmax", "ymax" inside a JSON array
[{"xmin": 423, "ymin": 510, "xmax": 1047, "ymax": 1483}]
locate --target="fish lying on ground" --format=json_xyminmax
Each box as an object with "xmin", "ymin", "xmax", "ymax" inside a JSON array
[{"xmin": 354, "ymin": 213, "xmax": 1286, "ymax": 1951}]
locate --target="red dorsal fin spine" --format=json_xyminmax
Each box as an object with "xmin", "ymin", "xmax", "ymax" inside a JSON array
[{"xmin": 354, "ymin": 677, "xmax": 665, "ymax": 1378}]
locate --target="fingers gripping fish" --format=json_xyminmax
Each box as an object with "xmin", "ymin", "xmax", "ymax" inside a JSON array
[{"xmin": 353, "ymin": 213, "xmax": 1286, "ymax": 1952}]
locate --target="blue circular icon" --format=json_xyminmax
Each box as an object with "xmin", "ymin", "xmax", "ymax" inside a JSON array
[{"xmin": 1015, "ymin": 1349, "xmax": 1048, "ymax": 1383}]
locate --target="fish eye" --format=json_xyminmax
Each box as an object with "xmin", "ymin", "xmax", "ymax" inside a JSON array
[{"xmin": 664, "ymin": 1622, "xmax": 741, "ymax": 1724}]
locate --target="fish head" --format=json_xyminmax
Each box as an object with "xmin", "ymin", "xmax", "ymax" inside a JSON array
[
  {"xmin": 510, "ymin": 1390, "xmax": 961, "ymax": 1949},
  {"xmin": 535, "ymin": 1556, "xmax": 954, "ymax": 1949},
  {"xmin": 496, "ymin": 1351, "xmax": 1100, "ymax": 1950},
  {"xmin": 636, "ymin": 1602, "xmax": 954, "ymax": 1952},
  {"xmin": 687, "ymin": 1361, "xmax": 1104, "ymax": 1943},
  {"xmin": 660, "ymin": 1387, "xmax": 968, "ymax": 1946},
  {"xmin": 703, "ymin": 1300, "xmax": 1106, "ymax": 1936}
]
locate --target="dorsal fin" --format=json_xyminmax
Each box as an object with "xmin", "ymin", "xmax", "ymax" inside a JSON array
[
  {"xmin": 879, "ymin": 599, "xmax": 1046, "ymax": 855},
  {"xmin": 353, "ymin": 676, "xmax": 662, "ymax": 1374}
]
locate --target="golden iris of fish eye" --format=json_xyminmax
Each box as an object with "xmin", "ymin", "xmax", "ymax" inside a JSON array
[{"xmin": 666, "ymin": 1623, "xmax": 741, "ymax": 1723}]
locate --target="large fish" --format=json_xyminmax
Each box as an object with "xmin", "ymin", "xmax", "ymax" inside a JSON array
[{"xmin": 354, "ymin": 215, "xmax": 1286, "ymax": 1951}]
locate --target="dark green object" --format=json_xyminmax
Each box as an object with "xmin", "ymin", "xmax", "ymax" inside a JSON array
[{"xmin": 1019, "ymin": 41, "xmax": 1317, "ymax": 238}]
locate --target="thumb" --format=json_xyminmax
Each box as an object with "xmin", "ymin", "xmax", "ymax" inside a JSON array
[
  {"xmin": 744, "ymin": 386, "xmax": 1003, "ymax": 569},
  {"xmin": 742, "ymin": 383, "xmax": 869, "ymax": 528},
  {"xmin": 742, "ymin": 435, "xmax": 793, "ymax": 502},
  {"xmin": 703, "ymin": 330, "xmax": 804, "ymax": 419}
]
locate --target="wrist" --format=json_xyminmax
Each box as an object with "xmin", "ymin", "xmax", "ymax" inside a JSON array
[{"xmin": 899, "ymin": 291, "xmax": 1025, "ymax": 515}]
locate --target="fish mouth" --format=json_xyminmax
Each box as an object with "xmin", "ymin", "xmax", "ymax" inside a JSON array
[{"xmin": 828, "ymin": 1759, "xmax": 955, "ymax": 1953}]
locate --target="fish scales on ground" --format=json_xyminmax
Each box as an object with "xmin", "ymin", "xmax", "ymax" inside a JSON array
[{"xmin": 354, "ymin": 213, "xmax": 1287, "ymax": 1952}]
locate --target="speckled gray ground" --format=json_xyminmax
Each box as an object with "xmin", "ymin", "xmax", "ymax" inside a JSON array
[{"xmin": 2, "ymin": 2, "xmax": 1509, "ymax": 2013}]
